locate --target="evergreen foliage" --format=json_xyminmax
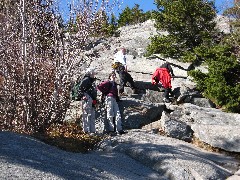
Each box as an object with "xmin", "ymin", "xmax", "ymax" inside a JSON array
[
  {"xmin": 67, "ymin": 10, "xmax": 119, "ymax": 38},
  {"xmin": 103, "ymin": 13, "xmax": 120, "ymax": 37},
  {"xmin": 189, "ymin": 44, "xmax": 240, "ymax": 113},
  {"xmin": 223, "ymin": 2, "xmax": 240, "ymax": 58},
  {"xmin": 118, "ymin": 4, "xmax": 153, "ymax": 27},
  {"xmin": 67, "ymin": 4, "xmax": 153, "ymax": 37},
  {"xmin": 118, "ymin": 6, "xmax": 133, "ymax": 27},
  {"xmin": 144, "ymin": 10, "xmax": 153, "ymax": 21},
  {"xmin": 146, "ymin": 0, "xmax": 240, "ymax": 113},
  {"xmin": 146, "ymin": 0, "xmax": 217, "ymax": 62},
  {"xmin": 189, "ymin": 2, "xmax": 240, "ymax": 113}
]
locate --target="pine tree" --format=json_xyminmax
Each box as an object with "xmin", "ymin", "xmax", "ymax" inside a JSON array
[
  {"xmin": 131, "ymin": 4, "xmax": 144, "ymax": 24},
  {"xmin": 118, "ymin": 4, "xmax": 153, "ymax": 27},
  {"xmin": 146, "ymin": 0, "xmax": 217, "ymax": 62},
  {"xmin": 223, "ymin": 1, "xmax": 240, "ymax": 58},
  {"xmin": 118, "ymin": 6, "xmax": 133, "ymax": 27},
  {"xmin": 189, "ymin": 45, "xmax": 240, "ymax": 113},
  {"xmin": 107, "ymin": 13, "xmax": 119, "ymax": 36}
]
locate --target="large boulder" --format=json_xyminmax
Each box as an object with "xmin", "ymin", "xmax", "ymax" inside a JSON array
[
  {"xmin": 160, "ymin": 111, "xmax": 193, "ymax": 142},
  {"xmin": 100, "ymin": 130, "xmax": 239, "ymax": 180},
  {"xmin": 64, "ymin": 101, "xmax": 82, "ymax": 123},
  {"xmin": 0, "ymin": 131, "xmax": 164, "ymax": 179},
  {"xmin": 192, "ymin": 124, "xmax": 240, "ymax": 152},
  {"xmin": 118, "ymin": 97, "xmax": 165, "ymax": 129},
  {"xmin": 165, "ymin": 103, "xmax": 240, "ymax": 152}
]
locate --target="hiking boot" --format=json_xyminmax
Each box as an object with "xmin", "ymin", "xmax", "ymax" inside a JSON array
[
  {"xmin": 119, "ymin": 92, "xmax": 128, "ymax": 97},
  {"xmin": 163, "ymin": 98, "xmax": 171, "ymax": 103},
  {"xmin": 108, "ymin": 131, "xmax": 117, "ymax": 136},
  {"xmin": 117, "ymin": 130, "xmax": 127, "ymax": 135},
  {"xmin": 169, "ymin": 91, "xmax": 175, "ymax": 98},
  {"xmin": 132, "ymin": 88, "xmax": 139, "ymax": 94}
]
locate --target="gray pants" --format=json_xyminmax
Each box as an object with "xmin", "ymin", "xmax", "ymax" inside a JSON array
[
  {"xmin": 82, "ymin": 93, "xmax": 95, "ymax": 133},
  {"xmin": 105, "ymin": 96, "xmax": 122, "ymax": 132}
]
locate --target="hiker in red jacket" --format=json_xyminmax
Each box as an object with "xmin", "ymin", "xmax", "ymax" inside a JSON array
[
  {"xmin": 97, "ymin": 72, "xmax": 126, "ymax": 135},
  {"xmin": 152, "ymin": 61, "xmax": 175, "ymax": 103}
]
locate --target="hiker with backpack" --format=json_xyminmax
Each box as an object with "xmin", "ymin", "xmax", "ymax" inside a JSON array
[
  {"xmin": 112, "ymin": 47, "xmax": 138, "ymax": 96},
  {"xmin": 77, "ymin": 67, "xmax": 97, "ymax": 133},
  {"xmin": 97, "ymin": 72, "xmax": 126, "ymax": 135},
  {"xmin": 152, "ymin": 61, "xmax": 175, "ymax": 103}
]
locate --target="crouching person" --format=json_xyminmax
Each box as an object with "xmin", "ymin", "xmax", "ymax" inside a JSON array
[
  {"xmin": 97, "ymin": 72, "xmax": 126, "ymax": 135},
  {"xmin": 77, "ymin": 67, "xmax": 97, "ymax": 134},
  {"xmin": 152, "ymin": 61, "xmax": 175, "ymax": 103}
]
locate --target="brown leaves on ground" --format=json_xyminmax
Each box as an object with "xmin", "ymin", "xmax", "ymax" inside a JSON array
[
  {"xmin": 192, "ymin": 136, "xmax": 240, "ymax": 160},
  {"xmin": 33, "ymin": 122, "xmax": 105, "ymax": 153}
]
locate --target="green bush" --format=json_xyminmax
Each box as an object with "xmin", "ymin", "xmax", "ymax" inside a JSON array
[
  {"xmin": 146, "ymin": 0, "xmax": 217, "ymax": 59},
  {"xmin": 146, "ymin": 35, "xmax": 183, "ymax": 58},
  {"xmin": 146, "ymin": 0, "xmax": 240, "ymax": 113},
  {"xmin": 189, "ymin": 45, "xmax": 240, "ymax": 113},
  {"xmin": 118, "ymin": 4, "xmax": 153, "ymax": 27}
]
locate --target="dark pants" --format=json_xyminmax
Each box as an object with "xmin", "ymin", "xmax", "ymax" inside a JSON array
[
  {"xmin": 117, "ymin": 69, "xmax": 135, "ymax": 94},
  {"xmin": 163, "ymin": 88, "xmax": 172, "ymax": 99},
  {"xmin": 163, "ymin": 88, "xmax": 173, "ymax": 100}
]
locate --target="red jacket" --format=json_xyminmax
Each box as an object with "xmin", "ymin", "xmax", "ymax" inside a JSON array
[{"xmin": 152, "ymin": 68, "xmax": 172, "ymax": 88}]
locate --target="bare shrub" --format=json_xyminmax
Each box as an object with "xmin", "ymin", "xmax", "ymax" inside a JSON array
[{"xmin": 0, "ymin": 0, "xmax": 121, "ymax": 134}]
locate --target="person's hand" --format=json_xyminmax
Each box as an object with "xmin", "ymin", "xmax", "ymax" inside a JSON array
[
  {"xmin": 92, "ymin": 99, "xmax": 97, "ymax": 108},
  {"xmin": 152, "ymin": 77, "xmax": 159, "ymax": 85}
]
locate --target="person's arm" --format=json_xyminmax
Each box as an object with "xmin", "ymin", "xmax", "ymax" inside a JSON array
[
  {"xmin": 123, "ymin": 55, "xmax": 127, "ymax": 72},
  {"xmin": 167, "ymin": 64, "xmax": 175, "ymax": 77},
  {"xmin": 78, "ymin": 78, "xmax": 91, "ymax": 100},
  {"xmin": 152, "ymin": 69, "xmax": 160, "ymax": 85},
  {"xmin": 125, "ymin": 65, "xmax": 128, "ymax": 72}
]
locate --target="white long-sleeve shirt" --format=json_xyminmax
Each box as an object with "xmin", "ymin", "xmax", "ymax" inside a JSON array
[{"xmin": 113, "ymin": 51, "xmax": 126, "ymax": 66}]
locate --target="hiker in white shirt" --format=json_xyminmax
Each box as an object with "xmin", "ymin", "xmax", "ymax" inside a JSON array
[
  {"xmin": 112, "ymin": 48, "xmax": 138, "ymax": 95},
  {"xmin": 113, "ymin": 48, "xmax": 127, "ymax": 72}
]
